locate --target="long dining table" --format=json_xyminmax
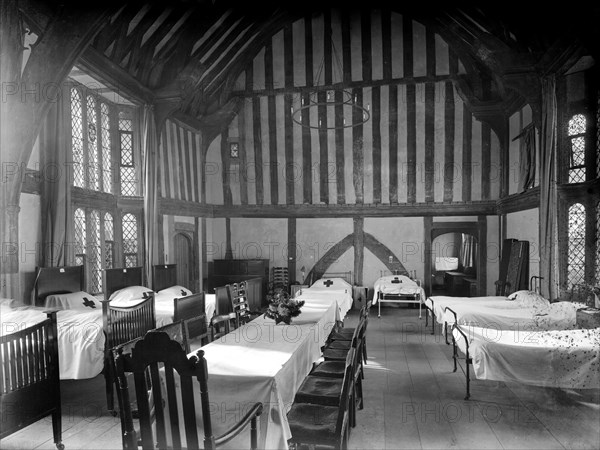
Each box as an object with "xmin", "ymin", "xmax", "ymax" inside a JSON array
[{"xmin": 164, "ymin": 297, "xmax": 341, "ymax": 449}]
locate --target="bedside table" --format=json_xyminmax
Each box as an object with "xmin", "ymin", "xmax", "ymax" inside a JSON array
[{"xmin": 352, "ymin": 286, "xmax": 368, "ymax": 310}]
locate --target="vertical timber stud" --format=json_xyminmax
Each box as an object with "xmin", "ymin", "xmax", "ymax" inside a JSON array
[
  {"xmin": 353, "ymin": 217, "xmax": 365, "ymax": 287},
  {"xmin": 288, "ymin": 218, "xmax": 297, "ymax": 285}
]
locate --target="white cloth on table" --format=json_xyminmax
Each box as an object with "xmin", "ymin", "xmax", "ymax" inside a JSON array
[
  {"xmin": 453, "ymin": 324, "xmax": 600, "ymax": 389},
  {"xmin": 294, "ymin": 282, "xmax": 353, "ymax": 321},
  {"xmin": 160, "ymin": 298, "xmax": 338, "ymax": 450}
]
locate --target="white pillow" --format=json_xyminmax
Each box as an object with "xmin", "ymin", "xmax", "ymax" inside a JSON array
[
  {"xmin": 507, "ymin": 290, "xmax": 550, "ymax": 311},
  {"xmin": 45, "ymin": 291, "xmax": 99, "ymax": 310},
  {"xmin": 109, "ymin": 286, "xmax": 154, "ymax": 304},
  {"xmin": 157, "ymin": 285, "xmax": 192, "ymax": 299}
]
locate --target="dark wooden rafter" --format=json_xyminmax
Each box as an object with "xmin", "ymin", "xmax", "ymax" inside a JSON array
[{"xmin": 131, "ymin": 6, "xmax": 195, "ymax": 84}]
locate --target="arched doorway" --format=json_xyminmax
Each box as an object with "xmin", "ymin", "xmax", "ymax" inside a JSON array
[
  {"xmin": 424, "ymin": 218, "xmax": 487, "ymax": 297},
  {"xmin": 174, "ymin": 232, "xmax": 194, "ymax": 291}
]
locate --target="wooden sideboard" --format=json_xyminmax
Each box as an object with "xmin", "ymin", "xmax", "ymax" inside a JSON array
[{"xmin": 210, "ymin": 259, "xmax": 270, "ymax": 308}]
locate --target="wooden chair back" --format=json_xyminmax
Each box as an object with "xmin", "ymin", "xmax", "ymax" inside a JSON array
[
  {"xmin": 210, "ymin": 314, "xmax": 233, "ymax": 341},
  {"xmin": 113, "ymin": 331, "xmax": 263, "ymax": 450}
]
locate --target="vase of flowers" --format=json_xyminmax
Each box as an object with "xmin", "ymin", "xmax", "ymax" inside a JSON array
[{"xmin": 264, "ymin": 287, "xmax": 305, "ymax": 325}]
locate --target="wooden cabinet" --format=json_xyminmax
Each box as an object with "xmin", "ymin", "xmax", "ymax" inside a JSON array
[{"xmin": 210, "ymin": 259, "xmax": 270, "ymax": 308}]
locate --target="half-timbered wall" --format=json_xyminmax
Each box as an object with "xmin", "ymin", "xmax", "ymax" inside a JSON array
[
  {"xmin": 159, "ymin": 119, "xmax": 205, "ymax": 202},
  {"xmin": 205, "ymin": 10, "xmax": 501, "ymax": 207}
]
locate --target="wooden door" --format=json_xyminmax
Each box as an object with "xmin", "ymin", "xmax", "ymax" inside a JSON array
[{"xmin": 174, "ymin": 232, "xmax": 193, "ymax": 290}]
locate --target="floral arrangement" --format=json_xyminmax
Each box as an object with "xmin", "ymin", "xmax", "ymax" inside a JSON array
[{"xmin": 264, "ymin": 287, "xmax": 305, "ymax": 325}]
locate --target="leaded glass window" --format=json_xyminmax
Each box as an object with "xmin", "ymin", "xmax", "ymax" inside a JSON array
[
  {"xmin": 567, "ymin": 114, "xmax": 586, "ymax": 183},
  {"xmin": 122, "ymin": 213, "xmax": 138, "ymax": 267},
  {"xmin": 71, "ymin": 89, "xmax": 85, "ymax": 188},
  {"xmin": 104, "ymin": 212, "xmax": 114, "ymax": 269},
  {"xmin": 89, "ymin": 210, "xmax": 102, "ymax": 294},
  {"xmin": 70, "ymin": 86, "xmax": 117, "ymax": 192},
  {"xmin": 119, "ymin": 112, "xmax": 137, "ymax": 196},
  {"xmin": 568, "ymin": 203, "xmax": 586, "ymax": 287},
  {"xmin": 86, "ymin": 95, "xmax": 99, "ymax": 191},
  {"xmin": 74, "ymin": 207, "xmax": 86, "ymax": 266},
  {"xmin": 101, "ymin": 103, "xmax": 112, "ymax": 193}
]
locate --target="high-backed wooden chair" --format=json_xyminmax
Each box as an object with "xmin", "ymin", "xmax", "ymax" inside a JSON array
[
  {"xmin": 185, "ymin": 314, "xmax": 211, "ymax": 348},
  {"xmin": 113, "ymin": 331, "xmax": 263, "ymax": 450},
  {"xmin": 228, "ymin": 282, "xmax": 261, "ymax": 328},
  {"xmin": 210, "ymin": 314, "xmax": 235, "ymax": 341},
  {"xmin": 286, "ymin": 349, "xmax": 354, "ymax": 449}
]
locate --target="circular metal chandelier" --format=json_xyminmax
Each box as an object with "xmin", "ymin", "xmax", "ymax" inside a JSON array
[{"xmin": 291, "ymin": 88, "xmax": 370, "ymax": 130}]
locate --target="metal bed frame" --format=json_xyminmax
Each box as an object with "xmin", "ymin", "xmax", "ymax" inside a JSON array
[{"xmin": 376, "ymin": 270, "xmax": 422, "ymax": 319}]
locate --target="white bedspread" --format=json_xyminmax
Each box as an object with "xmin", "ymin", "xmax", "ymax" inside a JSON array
[
  {"xmin": 427, "ymin": 296, "xmax": 585, "ymax": 331},
  {"xmin": 1, "ymin": 301, "xmax": 105, "ymax": 380},
  {"xmin": 372, "ymin": 275, "xmax": 425, "ymax": 304},
  {"xmin": 453, "ymin": 325, "xmax": 600, "ymax": 389}
]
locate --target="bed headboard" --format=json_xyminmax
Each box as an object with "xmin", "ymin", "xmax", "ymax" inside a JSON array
[
  {"xmin": 152, "ymin": 264, "xmax": 177, "ymax": 292},
  {"xmin": 322, "ymin": 271, "xmax": 354, "ymax": 285},
  {"xmin": 103, "ymin": 267, "xmax": 145, "ymax": 301},
  {"xmin": 380, "ymin": 269, "xmax": 414, "ymax": 278},
  {"xmin": 34, "ymin": 265, "xmax": 84, "ymax": 306}
]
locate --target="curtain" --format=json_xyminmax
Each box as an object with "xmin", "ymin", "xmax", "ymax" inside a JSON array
[
  {"xmin": 539, "ymin": 76, "xmax": 559, "ymax": 300},
  {"xmin": 459, "ymin": 233, "xmax": 476, "ymax": 270},
  {"xmin": 143, "ymin": 105, "xmax": 159, "ymax": 288},
  {"xmin": 517, "ymin": 123, "xmax": 536, "ymax": 192},
  {"xmin": 40, "ymin": 90, "xmax": 72, "ymax": 268}
]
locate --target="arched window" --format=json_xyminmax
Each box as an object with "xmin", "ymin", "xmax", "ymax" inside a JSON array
[
  {"xmin": 567, "ymin": 114, "xmax": 586, "ymax": 183},
  {"xmin": 567, "ymin": 203, "xmax": 586, "ymax": 287}
]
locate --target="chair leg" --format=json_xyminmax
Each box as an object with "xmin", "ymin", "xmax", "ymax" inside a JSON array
[{"xmin": 357, "ymin": 375, "xmax": 364, "ymax": 410}]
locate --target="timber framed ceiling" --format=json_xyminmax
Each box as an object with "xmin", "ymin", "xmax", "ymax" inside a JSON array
[{"xmin": 20, "ymin": 1, "xmax": 600, "ymax": 125}]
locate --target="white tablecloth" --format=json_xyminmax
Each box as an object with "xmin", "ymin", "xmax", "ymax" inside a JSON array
[{"xmin": 164, "ymin": 298, "xmax": 338, "ymax": 449}]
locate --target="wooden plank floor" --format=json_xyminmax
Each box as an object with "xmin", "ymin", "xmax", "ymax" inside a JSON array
[{"xmin": 2, "ymin": 306, "xmax": 599, "ymax": 449}]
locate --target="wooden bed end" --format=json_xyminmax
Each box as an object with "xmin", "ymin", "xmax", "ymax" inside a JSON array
[
  {"xmin": 173, "ymin": 292, "xmax": 205, "ymax": 322},
  {"xmin": 102, "ymin": 267, "xmax": 145, "ymax": 301},
  {"xmin": 152, "ymin": 264, "xmax": 177, "ymax": 292},
  {"xmin": 0, "ymin": 310, "xmax": 63, "ymax": 448},
  {"xmin": 322, "ymin": 271, "xmax": 354, "ymax": 286},
  {"xmin": 34, "ymin": 265, "xmax": 84, "ymax": 307}
]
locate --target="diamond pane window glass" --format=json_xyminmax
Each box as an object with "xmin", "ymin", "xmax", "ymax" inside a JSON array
[
  {"xmin": 74, "ymin": 208, "xmax": 86, "ymax": 257},
  {"xmin": 569, "ymin": 168, "xmax": 586, "ymax": 183},
  {"xmin": 100, "ymin": 103, "xmax": 112, "ymax": 193},
  {"xmin": 122, "ymin": 213, "xmax": 138, "ymax": 267},
  {"xmin": 86, "ymin": 96, "xmax": 99, "ymax": 191},
  {"xmin": 568, "ymin": 114, "xmax": 586, "ymax": 136},
  {"xmin": 120, "ymin": 134, "xmax": 133, "ymax": 166},
  {"xmin": 119, "ymin": 118, "xmax": 132, "ymax": 132},
  {"xmin": 121, "ymin": 167, "xmax": 137, "ymax": 196},
  {"xmin": 89, "ymin": 210, "xmax": 102, "ymax": 294},
  {"xmin": 104, "ymin": 212, "xmax": 114, "ymax": 269},
  {"xmin": 568, "ymin": 203, "xmax": 586, "ymax": 287},
  {"xmin": 71, "ymin": 88, "xmax": 84, "ymax": 188},
  {"xmin": 571, "ymin": 137, "xmax": 586, "ymax": 165}
]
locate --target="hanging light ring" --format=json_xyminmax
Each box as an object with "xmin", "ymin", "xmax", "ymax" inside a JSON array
[{"xmin": 291, "ymin": 88, "xmax": 371, "ymax": 130}]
